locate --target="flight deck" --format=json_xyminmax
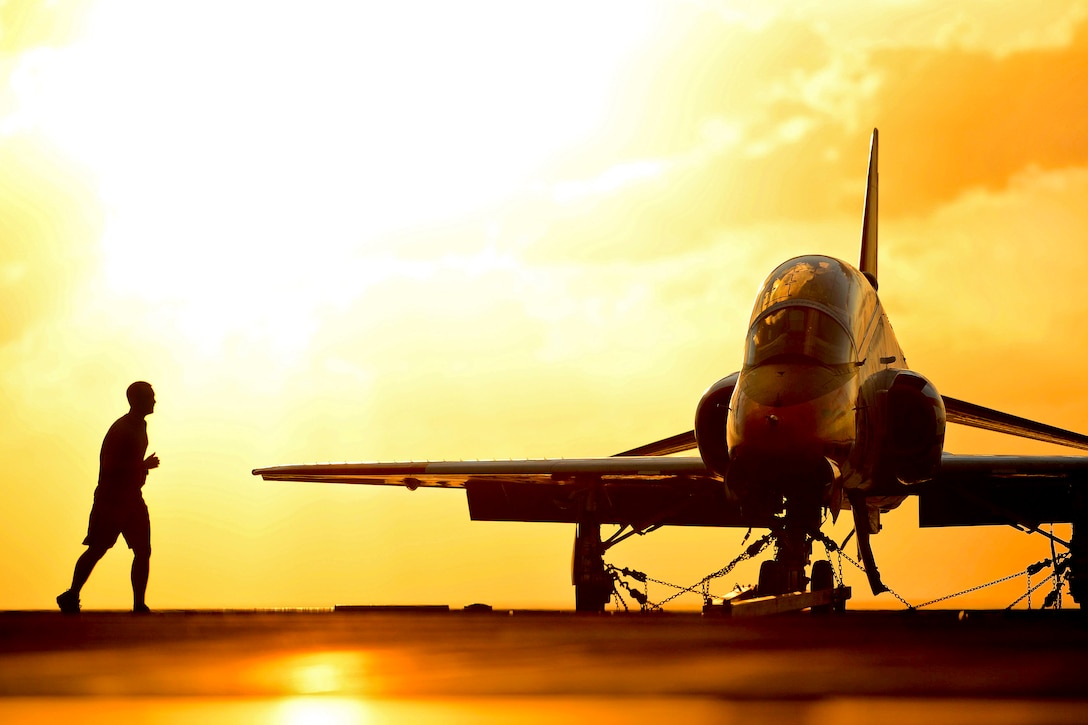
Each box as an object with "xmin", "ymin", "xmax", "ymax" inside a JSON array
[{"xmin": 1, "ymin": 608, "xmax": 1085, "ymax": 723}]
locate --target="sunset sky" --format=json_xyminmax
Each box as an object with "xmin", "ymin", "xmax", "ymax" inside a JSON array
[{"xmin": 4, "ymin": 0, "xmax": 1088, "ymax": 611}]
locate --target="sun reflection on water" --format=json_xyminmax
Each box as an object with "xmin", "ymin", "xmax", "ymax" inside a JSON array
[
  {"xmin": 289, "ymin": 655, "xmax": 350, "ymax": 695},
  {"xmin": 249, "ymin": 650, "xmax": 376, "ymax": 698},
  {"xmin": 272, "ymin": 697, "xmax": 375, "ymax": 725}
]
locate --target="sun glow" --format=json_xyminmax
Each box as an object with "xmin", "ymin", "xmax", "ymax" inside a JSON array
[{"xmin": 11, "ymin": 0, "xmax": 657, "ymax": 355}]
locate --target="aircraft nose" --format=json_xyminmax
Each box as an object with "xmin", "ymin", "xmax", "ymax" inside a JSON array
[
  {"xmin": 729, "ymin": 393, "xmax": 824, "ymax": 463},
  {"xmin": 726, "ymin": 363, "xmax": 857, "ymax": 487}
]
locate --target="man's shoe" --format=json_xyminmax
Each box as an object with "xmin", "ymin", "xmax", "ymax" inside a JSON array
[
  {"xmin": 56, "ymin": 590, "xmax": 80, "ymax": 614},
  {"xmin": 132, "ymin": 604, "xmax": 151, "ymax": 614}
]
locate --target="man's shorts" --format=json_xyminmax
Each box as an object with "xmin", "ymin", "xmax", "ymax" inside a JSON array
[{"xmin": 83, "ymin": 496, "xmax": 151, "ymax": 555}]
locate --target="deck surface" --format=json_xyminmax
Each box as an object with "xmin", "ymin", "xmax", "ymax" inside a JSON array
[{"xmin": 1, "ymin": 608, "xmax": 1086, "ymax": 722}]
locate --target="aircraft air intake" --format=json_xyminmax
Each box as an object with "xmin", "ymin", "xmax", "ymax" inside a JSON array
[
  {"xmin": 863, "ymin": 370, "xmax": 946, "ymax": 486},
  {"xmin": 693, "ymin": 372, "xmax": 740, "ymax": 477}
]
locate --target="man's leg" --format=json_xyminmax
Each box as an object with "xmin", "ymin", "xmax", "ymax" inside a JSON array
[
  {"xmin": 72, "ymin": 545, "xmax": 109, "ymax": 593},
  {"xmin": 57, "ymin": 545, "xmax": 109, "ymax": 613},
  {"xmin": 126, "ymin": 501, "xmax": 153, "ymax": 613},
  {"xmin": 131, "ymin": 549, "xmax": 150, "ymax": 612}
]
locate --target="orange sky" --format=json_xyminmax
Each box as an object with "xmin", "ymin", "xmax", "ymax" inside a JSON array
[{"xmin": 3, "ymin": 0, "xmax": 1088, "ymax": 611}]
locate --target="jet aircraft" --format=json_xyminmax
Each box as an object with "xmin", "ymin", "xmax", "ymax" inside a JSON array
[{"xmin": 255, "ymin": 130, "xmax": 1088, "ymax": 612}]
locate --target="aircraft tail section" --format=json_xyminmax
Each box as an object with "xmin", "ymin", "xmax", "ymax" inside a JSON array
[{"xmin": 859, "ymin": 128, "xmax": 879, "ymax": 289}]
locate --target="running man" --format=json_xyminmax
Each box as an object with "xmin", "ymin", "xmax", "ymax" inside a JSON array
[{"xmin": 57, "ymin": 381, "xmax": 160, "ymax": 613}]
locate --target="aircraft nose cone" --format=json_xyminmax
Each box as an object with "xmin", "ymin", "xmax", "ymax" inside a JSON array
[
  {"xmin": 730, "ymin": 396, "xmax": 821, "ymax": 462},
  {"xmin": 726, "ymin": 363, "xmax": 858, "ymax": 479}
]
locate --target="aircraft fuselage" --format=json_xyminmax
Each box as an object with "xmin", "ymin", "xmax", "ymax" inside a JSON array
[{"xmin": 723, "ymin": 254, "xmax": 941, "ymax": 520}]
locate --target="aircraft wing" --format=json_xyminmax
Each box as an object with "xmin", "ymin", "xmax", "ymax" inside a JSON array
[
  {"xmin": 613, "ymin": 431, "xmax": 697, "ymax": 456},
  {"xmin": 253, "ymin": 457, "xmax": 768, "ymax": 529},
  {"xmin": 943, "ymin": 396, "xmax": 1088, "ymax": 451},
  {"xmin": 916, "ymin": 454, "xmax": 1088, "ymax": 529},
  {"xmin": 915, "ymin": 398, "xmax": 1088, "ymax": 529}
]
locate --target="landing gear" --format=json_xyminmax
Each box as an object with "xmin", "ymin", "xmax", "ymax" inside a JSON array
[
  {"xmin": 757, "ymin": 496, "xmax": 820, "ymax": 597},
  {"xmin": 847, "ymin": 491, "xmax": 887, "ymax": 595},
  {"xmin": 1069, "ymin": 515, "xmax": 1086, "ymax": 605},
  {"xmin": 810, "ymin": 559, "xmax": 840, "ymax": 614},
  {"xmin": 713, "ymin": 549, "xmax": 849, "ymax": 616},
  {"xmin": 724, "ymin": 499, "xmax": 850, "ymax": 615},
  {"xmin": 567, "ymin": 490, "xmax": 851, "ymax": 614},
  {"xmin": 757, "ymin": 560, "xmax": 785, "ymax": 596},
  {"xmin": 572, "ymin": 521, "xmax": 613, "ymax": 612},
  {"xmin": 810, "ymin": 559, "xmax": 834, "ymax": 592}
]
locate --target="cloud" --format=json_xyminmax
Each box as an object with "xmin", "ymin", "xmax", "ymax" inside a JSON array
[
  {"xmin": 881, "ymin": 164, "xmax": 1088, "ymax": 420},
  {"xmin": 483, "ymin": 8, "xmax": 1088, "ymax": 266},
  {"xmin": 0, "ymin": 138, "xmax": 102, "ymax": 346},
  {"xmin": 0, "ymin": 4, "xmax": 103, "ymax": 347},
  {"xmin": 871, "ymin": 21, "xmax": 1088, "ymax": 214},
  {"xmin": 0, "ymin": 0, "xmax": 94, "ymax": 55},
  {"xmin": 588, "ymin": 9, "xmax": 833, "ymax": 160}
]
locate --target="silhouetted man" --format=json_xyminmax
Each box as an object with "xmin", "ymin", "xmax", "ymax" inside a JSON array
[{"xmin": 57, "ymin": 381, "xmax": 160, "ymax": 613}]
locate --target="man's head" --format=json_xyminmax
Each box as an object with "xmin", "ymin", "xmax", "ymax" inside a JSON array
[{"xmin": 126, "ymin": 381, "xmax": 156, "ymax": 416}]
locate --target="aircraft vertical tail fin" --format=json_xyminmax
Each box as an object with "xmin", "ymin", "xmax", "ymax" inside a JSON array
[{"xmin": 859, "ymin": 128, "xmax": 879, "ymax": 289}]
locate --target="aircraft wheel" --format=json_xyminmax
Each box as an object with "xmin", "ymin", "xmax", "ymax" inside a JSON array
[
  {"xmin": 575, "ymin": 582, "xmax": 612, "ymax": 613},
  {"xmin": 758, "ymin": 560, "xmax": 784, "ymax": 597},
  {"xmin": 811, "ymin": 560, "xmax": 835, "ymax": 614},
  {"xmin": 1068, "ymin": 560, "xmax": 1085, "ymax": 606}
]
